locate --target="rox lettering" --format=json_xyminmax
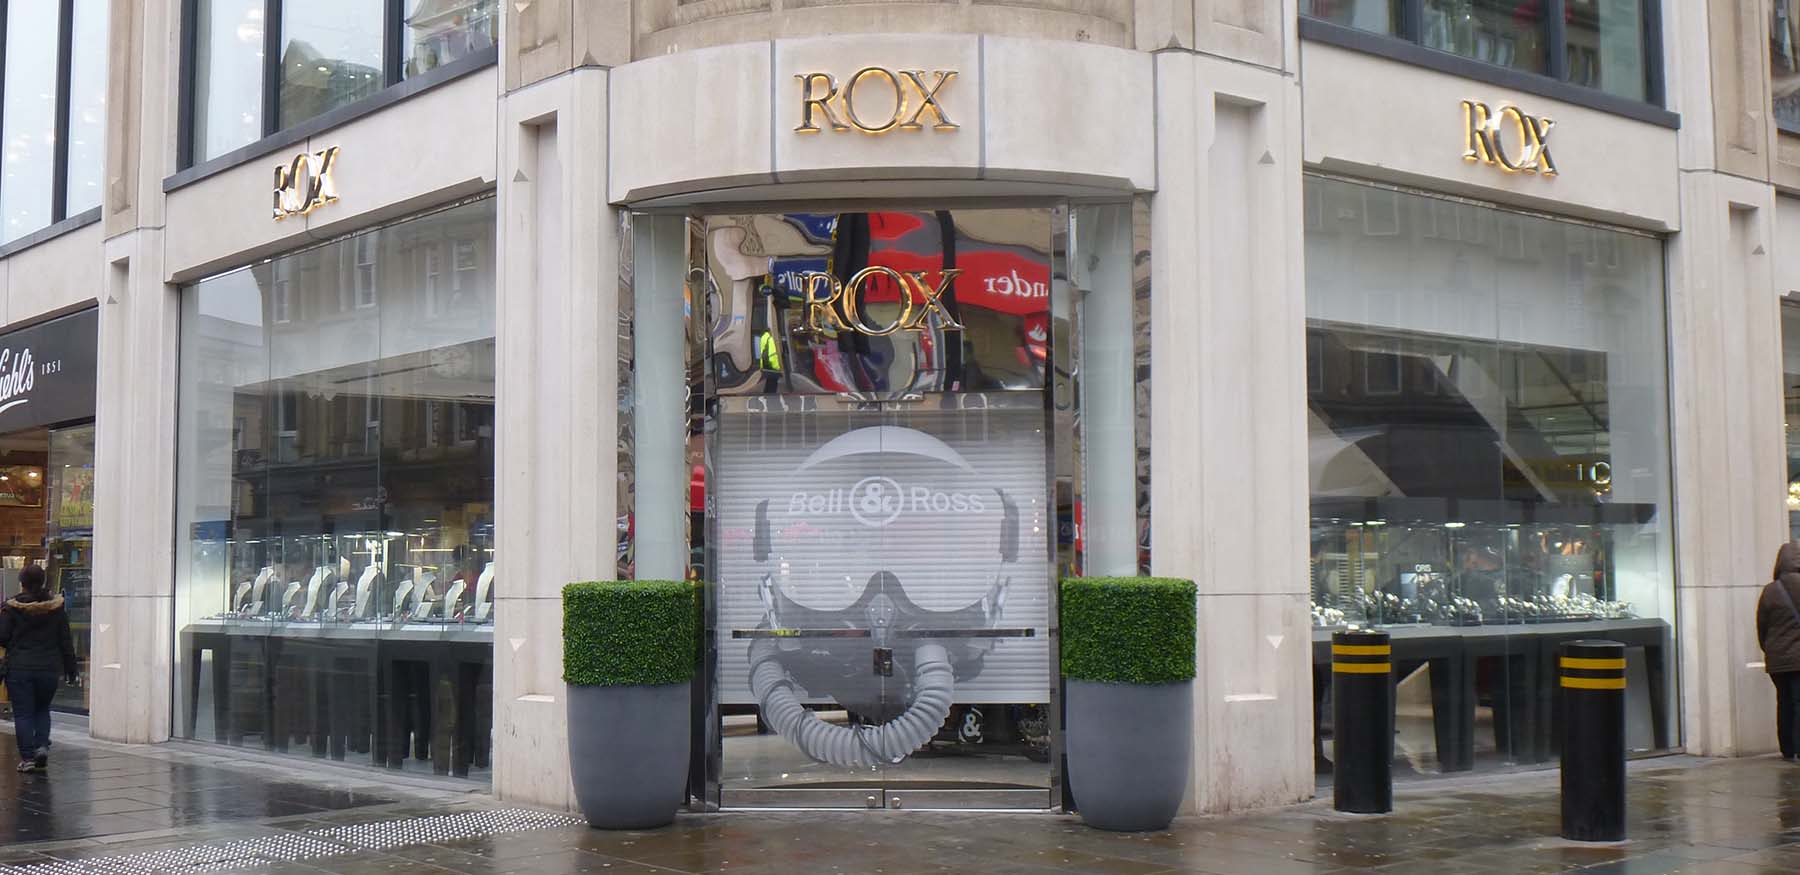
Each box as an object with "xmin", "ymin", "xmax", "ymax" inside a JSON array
[
  {"xmin": 795, "ymin": 68, "xmax": 959, "ymax": 134},
  {"xmin": 798, "ymin": 268, "xmax": 964, "ymax": 336},
  {"xmin": 1461, "ymin": 101, "xmax": 1556, "ymax": 176},
  {"xmin": 272, "ymin": 146, "xmax": 341, "ymax": 220}
]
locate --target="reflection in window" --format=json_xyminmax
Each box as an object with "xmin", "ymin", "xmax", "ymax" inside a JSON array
[
  {"xmin": 64, "ymin": 0, "xmax": 110, "ymax": 216},
  {"xmin": 1783, "ymin": 303, "xmax": 1800, "ymax": 537},
  {"xmin": 194, "ymin": 0, "xmax": 265, "ymax": 161},
  {"xmin": 1305, "ymin": 176, "xmax": 1676, "ymax": 776},
  {"xmin": 1, "ymin": 6, "xmax": 59, "ymax": 242},
  {"xmin": 279, "ymin": 5, "xmax": 385, "ymax": 128},
  {"xmin": 355, "ymin": 236, "xmax": 377, "ymax": 308},
  {"xmin": 1421, "ymin": 0, "xmax": 1546, "ymax": 74},
  {"xmin": 174, "ymin": 198, "xmax": 497, "ymax": 778},
  {"xmin": 1565, "ymin": 0, "xmax": 1646, "ymax": 101},
  {"xmin": 1778, "ymin": 1, "xmax": 1800, "ymax": 130},
  {"xmin": 1303, "ymin": 0, "xmax": 1401, "ymax": 35},
  {"xmin": 405, "ymin": 0, "xmax": 497, "ymax": 79}
]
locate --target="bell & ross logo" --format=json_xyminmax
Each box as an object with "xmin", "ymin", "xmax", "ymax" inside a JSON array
[
  {"xmin": 272, "ymin": 146, "xmax": 341, "ymax": 220},
  {"xmin": 1461, "ymin": 100, "xmax": 1556, "ymax": 176},
  {"xmin": 794, "ymin": 68, "xmax": 960, "ymax": 134},
  {"xmin": 797, "ymin": 268, "xmax": 964, "ymax": 337},
  {"xmin": 790, "ymin": 475, "xmax": 989, "ymax": 529}
]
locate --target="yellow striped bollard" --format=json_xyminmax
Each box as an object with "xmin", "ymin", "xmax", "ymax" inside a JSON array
[
  {"xmin": 1332, "ymin": 629, "xmax": 1393, "ymax": 814},
  {"xmin": 1559, "ymin": 639, "xmax": 1627, "ymax": 841}
]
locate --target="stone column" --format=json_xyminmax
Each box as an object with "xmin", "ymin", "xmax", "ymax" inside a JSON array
[
  {"xmin": 1665, "ymin": 172, "xmax": 1786, "ymax": 757},
  {"xmin": 89, "ymin": 0, "xmax": 178, "ymax": 745},
  {"xmin": 1150, "ymin": 50, "xmax": 1313, "ymax": 813},
  {"xmin": 491, "ymin": 68, "xmax": 617, "ymax": 809},
  {"xmin": 1659, "ymin": 0, "xmax": 1790, "ymax": 759}
]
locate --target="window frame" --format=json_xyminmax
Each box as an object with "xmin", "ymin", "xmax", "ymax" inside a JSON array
[
  {"xmin": 1300, "ymin": 0, "xmax": 1677, "ymax": 129},
  {"xmin": 0, "ymin": 0, "xmax": 108, "ymax": 253},
  {"xmin": 174, "ymin": 0, "xmax": 498, "ymax": 178},
  {"xmin": 1774, "ymin": 0, "xmax": 1800, "ymax": 136}
]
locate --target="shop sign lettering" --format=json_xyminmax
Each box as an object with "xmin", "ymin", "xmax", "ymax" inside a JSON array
[
  {"xmin": 794, "ymin": 68, "xmax": 959, "ymax": 134},
  {"xmin": 790, "ymin": 475, "xmax": 988, "ymax": 529},
  {"xmin": 0, "ymin": 347, "xmax": 34, "ymax": 415},
  {"xmin": 1461, "ymin": 100, "xmax": 1556, "ymax": 176},
  {"xmin": 798, "ymin": 268, "xmax": 964, "ymax": 336},
  {"xmin": 272, "ymin": 146, "xmax": 341, "ymax": 220}
]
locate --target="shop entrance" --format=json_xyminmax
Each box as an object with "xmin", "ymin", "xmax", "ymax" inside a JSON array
[{"xmin": 693, "ymin": 210, "xmax": 1057, "ymax": 809}]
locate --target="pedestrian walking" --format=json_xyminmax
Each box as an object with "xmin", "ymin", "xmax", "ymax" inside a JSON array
[
  {"xmin": 1758, "ymin": 542, "xmax": 1800, "ymax": 760},
  {"xmin": 0, "ymin": 566, "xmax": 77, "ymax": 773}
]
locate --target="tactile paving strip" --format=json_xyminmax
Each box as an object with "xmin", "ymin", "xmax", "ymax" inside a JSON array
[
  {"xmin": 309, "ymin": 808, "xmax": 585, "ymax": 850},
  {"xmin": 0, "ymin": 808, "xmax": 585, "ymax": 874}
]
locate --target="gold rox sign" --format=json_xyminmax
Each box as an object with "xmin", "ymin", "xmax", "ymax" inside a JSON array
[
  {"xmin": 794, "ymin": 68, "xmax": 959, "ymax": 134},
  {"xmin": 272, "ymin": 146, "xmax": 341, "ymax": 220},
  {"xmin": 797, "ymin": 268, "xmax": 964, "ymax": 336},
  {"xmin": 1460, "ymin": 100, "xmax": 1556, "ymax": 177}
]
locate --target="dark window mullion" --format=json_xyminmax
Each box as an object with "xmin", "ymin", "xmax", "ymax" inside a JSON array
[
  {"xmin": 0, "ymin": 3, "xmax": 10, "ymax": 216},
  {"xmin": 384, "ymin": 0, "xmax": 403, "ymax": 86},
  {"xmin": 1401, "ymin": 0, "xmax": 1424, "ymax": 44},
  {"xmin": 1644, "ymin": 0, "xmax": 1666, "ymax": 108},
  {"xmin": 262, "ymin": 0, "xmax": 281, "ymax": 137},
  {"xmin": 1545, "ymin": 0, "xmax": 1568, "ymax": 81},
  {"xmin": 50, "ymin": 0, "xmax": 73, "ymax": 223},
  {"xmin": 177, "ymin": 0, "xmax": 198, "ymax": 169}
]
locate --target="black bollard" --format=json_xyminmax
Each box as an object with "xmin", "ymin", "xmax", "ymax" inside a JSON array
[
  {"xmin": 1559, "ymin": 639, "xmax": 1627, "ymax": 842},
  {"xmin": 1332, "ymin": 629, "xmax": 1393, "ymax": 814}
]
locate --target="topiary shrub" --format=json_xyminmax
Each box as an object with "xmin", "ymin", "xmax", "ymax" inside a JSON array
[
  {"xmin": 1060, "ymin": 577, "xmax": 1197, "ymax": 685},
  {"xmin": 563, "ymin": 580, "xmax": 698, "ymax": 686}
]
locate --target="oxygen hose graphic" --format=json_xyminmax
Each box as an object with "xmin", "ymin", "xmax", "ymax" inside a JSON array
[{"xmin": 749, "ymin": 636, "xmax": 955, "ymax": 768}]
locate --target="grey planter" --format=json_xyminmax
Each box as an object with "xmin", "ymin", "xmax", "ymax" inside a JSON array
[
  {"xmin": 1065, "ymin": 678, "xmax": 1192, "ymax": 831},
  {"xmin": 567, "ymin": 680, "xmax": 691, "ymax": 829}
]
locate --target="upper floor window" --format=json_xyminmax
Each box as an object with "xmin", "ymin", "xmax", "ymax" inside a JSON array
[
  {"xmin": 185, "ymin": 0, "xmax": 497, "ymax": 167},
  {"xmin": 1776, "ymin": 1, "xmax": 1800, "ymax": 131},
  {"xmin": 0, "ymin": 0, "xmax": 110, "ymax": 244},
  {"xmin": 1304, "ymin": 0, "xmax": 1659, "ymax": 106}
]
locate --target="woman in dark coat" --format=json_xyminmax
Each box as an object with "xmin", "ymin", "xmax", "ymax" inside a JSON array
[
  {"xmin": 0, "ymin": 565, "xmax": 77, "ymax": 772},
  {"xmin": 1758, "ymin": 542, "xmax": 1800, "ymax": 760}
]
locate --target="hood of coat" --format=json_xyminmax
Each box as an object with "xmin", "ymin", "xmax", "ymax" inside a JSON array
[
  {"xmin": 1777, "ymin": 543, "xmax": 1800, "ymax": 582},
  {"xmin": 4, "ymin": 594, "xmax": 63, "ymax": 616}
]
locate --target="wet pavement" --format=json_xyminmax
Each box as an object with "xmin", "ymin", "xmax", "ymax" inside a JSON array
[{"xmin": 3, "ymin": 723, "xmax": 1800, "ymax": 874}]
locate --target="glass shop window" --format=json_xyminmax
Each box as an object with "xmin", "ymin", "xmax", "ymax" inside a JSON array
[
  {"xmin": 173, "ymin": 197, "xmax": 498, "ymax": 780},
  {"xmin": 1783, "ymin": 301, "xmax": 1800, "ymax": 537},
  {"xmin": 1304, "ymin": 176, "xmax": 1677, "ymax": 778}
]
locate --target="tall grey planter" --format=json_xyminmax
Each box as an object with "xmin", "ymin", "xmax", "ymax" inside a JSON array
[
  {"xmin": 567, "ymin": 681, "xmax": 691, "ymax": 829},
  {"xmin": 1066, "ymin": 678, "xmax": 1192, "ymax": 831}
]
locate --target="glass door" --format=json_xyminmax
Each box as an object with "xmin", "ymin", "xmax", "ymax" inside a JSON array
[{"xmin": 699, "ymin": 209, "xmax": 1056, "ymax": 809}]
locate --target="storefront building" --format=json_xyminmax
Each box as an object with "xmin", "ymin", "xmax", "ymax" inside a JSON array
[{"xmin": 0, "ymin": 0, "xmax": 1784, "ymax": 817}]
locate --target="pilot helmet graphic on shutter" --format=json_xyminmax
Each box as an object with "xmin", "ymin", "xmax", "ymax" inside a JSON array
[{"xmin": 739, "ymin": 425, "xmax": 1025, "ymax": 768}]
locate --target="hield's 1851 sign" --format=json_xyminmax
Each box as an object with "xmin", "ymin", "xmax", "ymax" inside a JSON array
[
  {"xmin": 795, "ymin": 68, "xmax": 959, "ymax": 134},
  {"xmin": 1460, "ymin": 100, "xmax": 1556, "ymax": 177}
]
